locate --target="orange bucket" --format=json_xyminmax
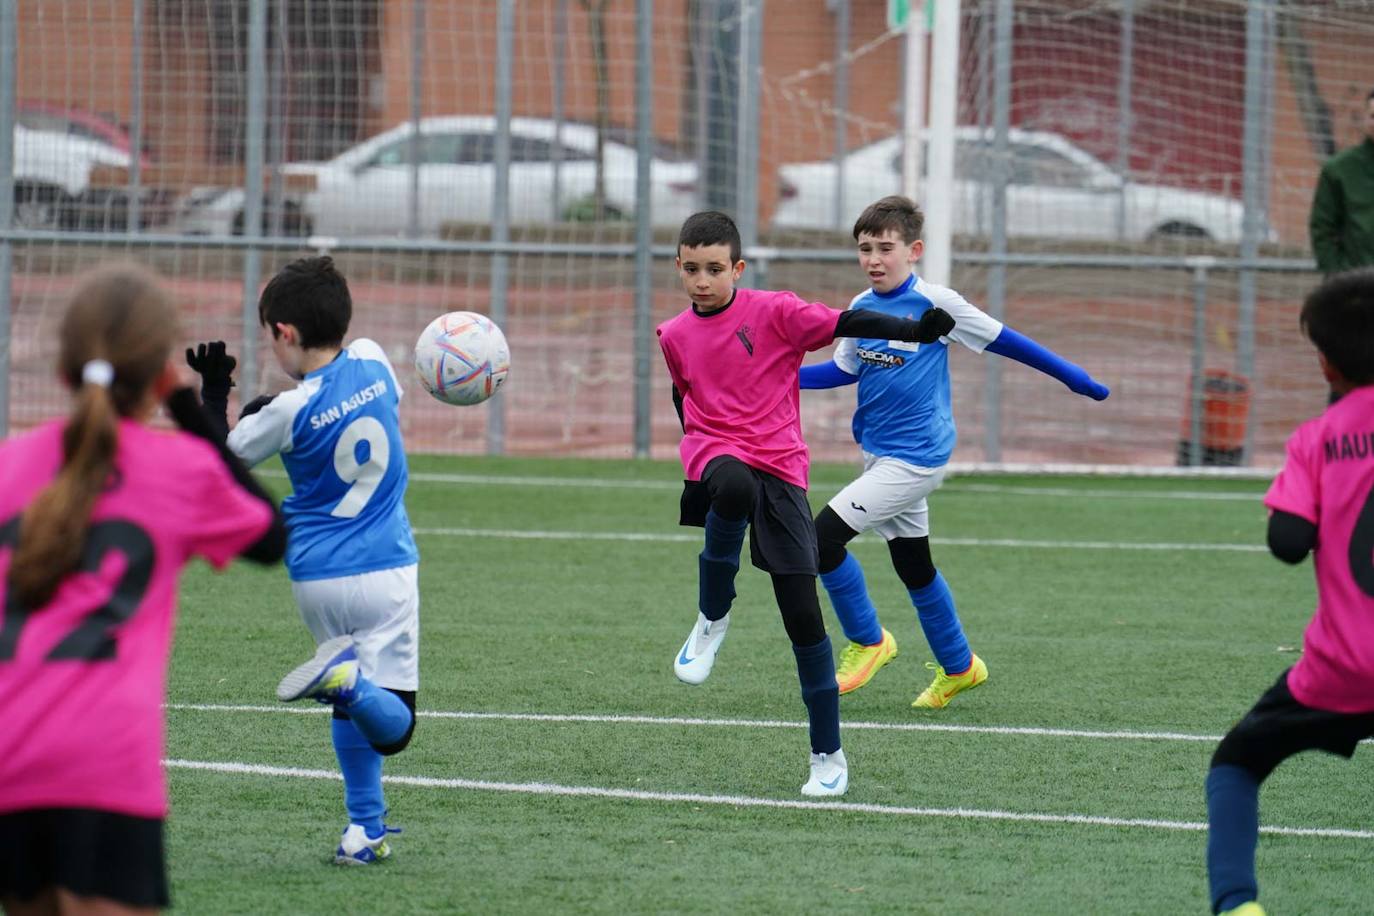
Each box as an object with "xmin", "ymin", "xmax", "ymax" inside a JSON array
[{"xmin": 1179, "ymin": 370, "xmax": 1250, "ymax": 464}]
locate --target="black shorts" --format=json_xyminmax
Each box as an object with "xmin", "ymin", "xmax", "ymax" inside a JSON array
[
  {"xmin": 1212, "ymin": 668, "xmax": 1374, "ymax": 780},
  {"xmin": 679, "ymin": 459, "xmax": 819, "ymax": 576},
  {"xmin": 0, "ymin": 808, "xmax": 169, "ymax": 909}
]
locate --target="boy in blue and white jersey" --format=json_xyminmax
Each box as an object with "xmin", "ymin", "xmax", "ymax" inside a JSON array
[
  {"xmin": 802, "ymin": 195, "xmax": 1109, "ymax": 708},
  {"xmin": 188, "ymin": 256, "xmax": 419, "ymax": 864}
]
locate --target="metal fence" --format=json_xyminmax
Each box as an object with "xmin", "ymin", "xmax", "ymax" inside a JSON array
[{"xmin": 3, "ymin": 0, "xmax": 1370, "ymax": 469}]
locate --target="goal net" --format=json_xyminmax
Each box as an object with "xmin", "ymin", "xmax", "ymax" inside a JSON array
[{"xmin": 5, "ymin": 0, "xmax": 1373, "ymax": 471}]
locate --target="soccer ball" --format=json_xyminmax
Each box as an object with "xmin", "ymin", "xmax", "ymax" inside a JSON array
[{"xmin": 414, "ymin": 311, "xmax": 511, "ymax": 406}]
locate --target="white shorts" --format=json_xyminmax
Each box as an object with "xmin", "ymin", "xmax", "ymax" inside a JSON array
[
  {"xmin": 291, "ymin": 564, "xmax": 419, "ymax": 691},
  {"xmin": 827, "ymin": 454, "xmax": 947, "ymax": 541}
]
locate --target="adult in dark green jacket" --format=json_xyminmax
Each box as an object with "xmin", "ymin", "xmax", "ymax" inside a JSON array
[{"xmin": 1309, "ymin": 88, "xmax": 1374, "ymax": 274}]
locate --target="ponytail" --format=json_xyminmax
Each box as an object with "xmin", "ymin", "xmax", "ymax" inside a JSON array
[
  {"xmin": 5, "ymin": 264, "xmax": 176, "ymax": 609},
  {"xmin": 10, "ymin": 377, "xmax": 121, "ymax": 608}
]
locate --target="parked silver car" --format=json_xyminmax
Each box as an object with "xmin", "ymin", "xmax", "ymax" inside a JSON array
[
  {"xmin": 773, "ymin": 126, "xmax": 1262, "ymax": 243},
  {"xmin": 12, "ymin": 122, "xmax": 130, "ymax": 229},
  {"xmin": 172, "ymin": 115, "xmax": 700, "ymax": 238}
]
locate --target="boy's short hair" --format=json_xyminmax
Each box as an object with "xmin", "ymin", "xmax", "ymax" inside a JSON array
[
  {"xmin": 1300, "ymin": 268, "xmax": 1374, "ymax": 386},
  {"xmin": 853, "ymin": 195, "xmax": 925, "ymax": 244},
  {"xmin": 258, "ymin": 255, "xmax": 352, "ymax": 348},
  {"xmin": 678, "ymin": 210, "xmax": 742, "ymax": 263}
]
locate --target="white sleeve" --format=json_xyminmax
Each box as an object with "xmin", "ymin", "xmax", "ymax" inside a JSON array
[
  {"xmin": 917, "ymin": 278, "xmax": 1004, "ymax": 353},
  {"xmin": 226, "ymin": 383, "xmax": 310, "ymax": 467},
  {"xmin": 831, "ymin": 291, "xmax": 868, "ymax": 375},
  {"xmin": 348, "ymin": 338, "xmax": 404, "ymax": 402}
]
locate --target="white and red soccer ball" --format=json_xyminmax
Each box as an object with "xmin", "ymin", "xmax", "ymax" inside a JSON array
[{"xmin": 414, "ymin": 311, "xmax": 510, "ymax": 406}]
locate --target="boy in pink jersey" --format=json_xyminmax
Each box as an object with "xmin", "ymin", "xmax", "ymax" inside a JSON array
[
  {"xmin": 657, "ymin": 210, "xmax": 953, "ymax": 796},
  {"xmin": 1206, "ymin": 269, "xmax": 1374, "ymax": 916},
  {"xmin": 0, "ymin": 265, "xmax": 285, "ymax": 914}
]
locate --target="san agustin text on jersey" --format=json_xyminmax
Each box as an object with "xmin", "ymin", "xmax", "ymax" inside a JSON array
[{"xmin": 309, "ymin": 379, "xmax": 388, "ymax": 430}]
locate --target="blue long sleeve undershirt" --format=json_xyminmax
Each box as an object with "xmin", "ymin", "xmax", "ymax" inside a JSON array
[
  {"xmin": 799, "ymin": 360, "xmax": 858, "ymax": 389},
  {"xmin": 799, "ymin": 326, "xmax": 1109, "ymax": 400},
  {"xmin": 983, "ymin": 326, "xmax": 1109, "ymax": 400}
]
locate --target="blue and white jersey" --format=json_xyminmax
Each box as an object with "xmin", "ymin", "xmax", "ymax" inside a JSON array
[
  {"xmin": 228, "ymin": 338, "xmax": 419, "ymax": 582},
  {"xmin": 833, "ymin": 274, "xmax": 1002, "ymax": 467}
]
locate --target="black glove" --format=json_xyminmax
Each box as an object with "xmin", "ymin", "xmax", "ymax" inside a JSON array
[
  {"xmin": 164, "ymin": 386, "xmax": 218, "ymax": 440},
  {"xmin": 185, "ymin": 341, "xmax": 237, "ymax": 399},
  {"xmin": 914, "ymin": 307, "xmax": 955, "ymax": 344}
]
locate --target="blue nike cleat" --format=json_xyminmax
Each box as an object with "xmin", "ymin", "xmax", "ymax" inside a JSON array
[{"xmin": 276, "ymin": 635, "xmax": 359, "ymax": 704}]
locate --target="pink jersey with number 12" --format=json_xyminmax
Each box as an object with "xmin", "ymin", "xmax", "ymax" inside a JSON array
[{"xmin": 0, "ymin": 419, "xmax": 272, "ymax": 818}]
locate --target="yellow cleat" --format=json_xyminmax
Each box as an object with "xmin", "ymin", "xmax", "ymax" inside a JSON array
[
  {"xmin": 835, "ymin": 629, "xmax": 898, "ymax": 695},
  {"xmin": 912, "ymin": 654, "xmax": 988, "ymax": 709},
  {"xmin": 1220, "ymin": 904, "xmax": 1265, "ymax": 916}
]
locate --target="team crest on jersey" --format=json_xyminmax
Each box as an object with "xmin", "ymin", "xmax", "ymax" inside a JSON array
[
  {"xmin": 889, "ymin": 311, "xmax": 923, "ymax": 350},
  {"xmin": 735, "ymin": 325, "xmax": 755, "ymax": 356},
  {"xmin": 857, "ymin": 347, "xmax": 906, "ymax": 368}
]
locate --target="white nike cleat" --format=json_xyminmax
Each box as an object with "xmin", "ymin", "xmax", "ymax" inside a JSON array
[
  {"xmin": 673, "ymin": 611, "xmax": 730, "ymax": 685},
  {"xmin": 801, "ymin": 748, "xmax": 849, "ymax": 797}
]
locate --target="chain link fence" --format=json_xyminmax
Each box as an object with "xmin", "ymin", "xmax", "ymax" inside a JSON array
[{"xmin": 4, "ymin": 0, "xmax": 1370, "ymax": 469}]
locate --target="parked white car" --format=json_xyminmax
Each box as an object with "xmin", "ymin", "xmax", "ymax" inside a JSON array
[
  {"xmin": 12, "ymin": 123, "xmax": 130, "ymax": 229},
  {"xmin": 773, "ymin": 126, "xmax": 1259, "ymax": 243},
  {"xmin": 172, "ymin": 115, "xmax": 700, "ymax": 238}
]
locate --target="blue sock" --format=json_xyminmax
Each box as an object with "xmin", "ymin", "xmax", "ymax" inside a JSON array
[
  {"xmin": 331, "ymin": 717, "xmax": 386, "ymax": 836},
  {"xmin": 792, "ymin": 636, "xmax": 841, "ymax": 755},
  {"xmin": 1206, "ymin": 764, "xmax": 1261, "ymax": 914},
  {"xmin": 699, "ymin": 510, "xmax": 747, "ymax": 621},
  {"xmin": 819, "ymin": 552, "xmax": 882, "ymax": 645},
  {"xmin": 909, "ymin": 572, "xmax": 972, "ymax": 673},
  {"xmin": 344, "ymin": 677, "xmax": 413, "ymax": 748}
]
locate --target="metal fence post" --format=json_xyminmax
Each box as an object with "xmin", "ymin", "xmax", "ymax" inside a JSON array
[
  {"xmin": 1114, "ymin": 0, "xmax": 1134, "ymax": 242},
  {"xmin": 702, "ymin": 0, "xmax": 739, "ymax": 214},
  {"xmin": 832, "ymin": 0, "xmax": 850, "ymax": 230},
  {"xmin": 982, "ymin": 0, "xmax": 1012, "ymax": 464},
  {"xmin": 0, "ymin": 0, "xmax": 14, "ymax": 437},
  {"xmin": 1186, "ymin": 257, "xmax": 1215, "ymax": 467},
  {"xmin": 239, "ymin": 0, "xmax": 268, "ymax": 404},
  {"xmin": 735, "ymin": 0, "xmax": 762, "ymax": 254},
  {"xmin": 552, "ymin": 0, "xmax": 568, "ymax": 214},
  {"xmin": 128, "ymin": 0, "xmax": 144, "ymax": 233},
  {"xmin": 633, "ymin": 0, "xmax": 654, "ymax": 458},
  {"xmin": 407, "ymin": 0, "xmax": 425, "ymax": 239},
  {"xmin": 1237, "ymin": 0, "xmax": 1274, "ymax": 466},
  {"xmin": 489, "ymin": 0, "xmax": 514, "ymax": 456}
]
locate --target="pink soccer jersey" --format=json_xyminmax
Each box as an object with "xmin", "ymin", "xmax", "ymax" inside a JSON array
[
  {"xmin": 1264, "ymin": 386, "xmax": 1374, "ymax": 713},
  {"xmin": 656, "ymin": 287, "xmax": 842, "ymax": 489},
  {"xmin": 0, "ymin": 418, "xmax": 273, "ymax": 818}
]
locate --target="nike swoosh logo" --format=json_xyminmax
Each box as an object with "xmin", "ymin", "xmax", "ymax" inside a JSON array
[
  {"xmin": 820, "ymin": 774, "xmax": 843, "ymax": 789},
  {"xmin": 678, "ymin": 645, "xmax": 696, "ymax": 666},
  {"xmin": 850, "ymin": 502, "xmax": 866, "ymax": 513}
]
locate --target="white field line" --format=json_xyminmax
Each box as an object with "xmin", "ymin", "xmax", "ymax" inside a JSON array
[
  {"xmin": 262, "ymin": 468, "xmax": 1266, "ymax": 502},
  {"xmin": 169, "ymin": 702, "xmax": 1225, "ymax": 741},
  {"xmin": 946, "ymin": 482, "xmax": 1262, "ymax": 502},
  {"xmin": 409, "ymin": 526, "xmax": 1267, "ymax": 553},
  {"xmin": 162, "ymin": 757, "xmax": 1374, "ymax": 840},
  {"xmin": 169, "ymin": 703, "xmax": 1374, "ymax": 749}
]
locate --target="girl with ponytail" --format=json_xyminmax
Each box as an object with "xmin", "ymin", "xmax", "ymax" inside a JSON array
[{"xmin": 0, "ymin": 263, "xmax": 286, "ymax": 915}]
